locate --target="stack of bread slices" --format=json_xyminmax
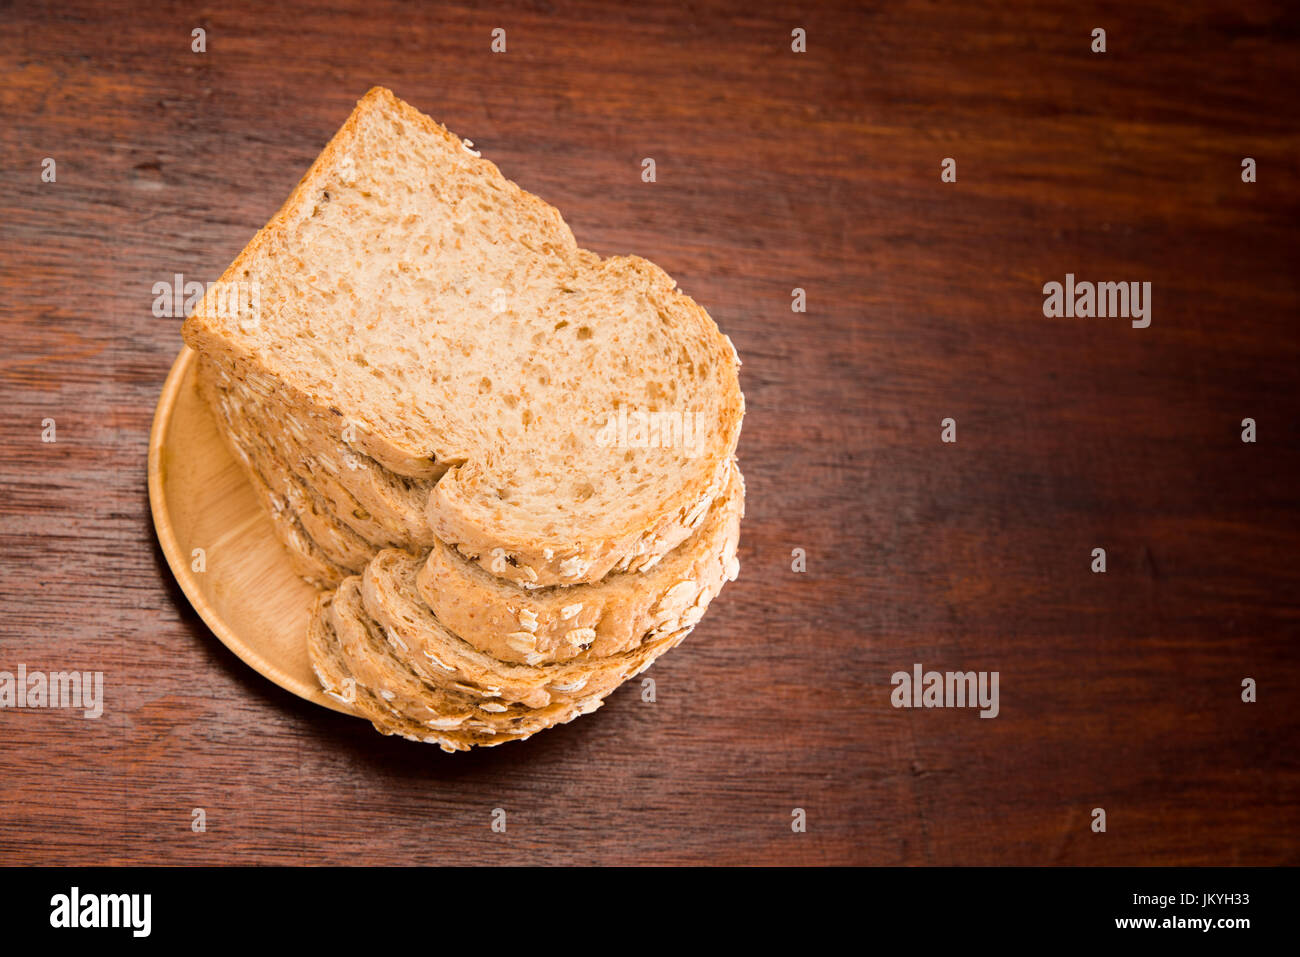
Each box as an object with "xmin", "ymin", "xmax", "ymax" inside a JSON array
[{"xmin": 182, "ymin": 89, "xmax": 745, "ymax": 751}]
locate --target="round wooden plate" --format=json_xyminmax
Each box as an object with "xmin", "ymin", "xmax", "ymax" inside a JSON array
[{"xmin": 148, "ymin": 346, "xmax": 352, "ymax": 715}]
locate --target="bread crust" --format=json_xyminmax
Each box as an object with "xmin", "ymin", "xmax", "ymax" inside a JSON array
[
  {"xmin": 199, "ymin": 354, "xmax": 388, "ymax": 567},
  {"xmin": 199, "ymin": 352, "xmax": 439, "ymax": 544},
  {"xmin": 308, "ymin": 591, "xmax": 478, "ymax": 751},
  {"xmin": 328, "ymin": 578, "xmax": 607, "ymax": 741},
  {"xmin": 419, "ymin": 465, "xmax": 742, "ymax": 664},
  {"xmin": 361, "ymin": 549, "xmax": 698, "ymax": 710},
  {"xmin": 195, "ymin": 363, "xmax": 351, "ymax": 587},
  {"xmin": 310, "ymin": 574, "xmax": 697, "ymax": 749}
]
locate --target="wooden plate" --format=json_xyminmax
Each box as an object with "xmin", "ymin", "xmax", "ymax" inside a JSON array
[{"xmin": 148, "ymin": 346, "xmax": 352, "ymax": 715}]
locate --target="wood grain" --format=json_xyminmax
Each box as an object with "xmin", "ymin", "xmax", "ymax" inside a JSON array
[{"xmin": 0, "ymin": 0, "xmax": 1297, "ymax": 865}]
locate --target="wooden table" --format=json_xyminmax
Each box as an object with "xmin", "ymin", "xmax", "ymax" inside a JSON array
[{"xmin": 1, "ymin": 0, "xmax": 1296, "ymax": 865}]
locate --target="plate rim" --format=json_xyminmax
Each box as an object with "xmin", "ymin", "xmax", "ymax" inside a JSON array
[{"xmin": 147, "ymin": 345, "xmax": 352, "ymax": 715}]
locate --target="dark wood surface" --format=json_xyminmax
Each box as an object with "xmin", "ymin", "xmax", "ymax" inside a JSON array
[{"xmin": 0, "ymin": 0, "xmax": 1296, "ymax": 865}]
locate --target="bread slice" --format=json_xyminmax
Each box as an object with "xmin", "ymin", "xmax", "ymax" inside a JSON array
[
  {"xmin": 418, "ymin": 464, "xmax": 743, "ymax": 664},
  {"xmin": 360, "ymin": 549, "xmax": 697, "ymax": 710},
  {"xmin": 197, "ymin": 355, "xmax": 378, "ymax": 576},
  {"xmin": 307, "ymin": 591, "xmax": 480, "ymax": 751},
  {"xmin": 182, "ymin": 87, "xmax": 744, "ymax": 587},
  {"xmin": 311, "ymin": 578, "xmax": 694, "ymax": 750},
  {"xmin": 328, "ymin": 577, "xmax": 606, "ymax": 740},
  {"xmin": 195, "ymin": 362, "xmax": 351, "ymax": 586},
  {"xmin": 210, "ymin": 344, "xmax": 745, "ymax": 659},
  {"xmin": 200, "ymin": 354, "xmax": 436, "ymax": 549},
  {"xmin": 241, "ymin": 470, "xmax": 347, "ymax": 587}
]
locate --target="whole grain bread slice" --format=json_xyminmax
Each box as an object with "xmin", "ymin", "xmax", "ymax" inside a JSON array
[
  {"xmin": 196, "ymin": 364, "xmax": 350, "ymax": 586},
  {"xmin": 205, "ymin": 350, "xmax": 747, "ymax": 632},
  {"xmin": 307, "ymin": 591, "xmax": 484, "ymax": 751},
  {"xmin": 360, "ymin": 549, "xmax": 698, "ymax": 709},
  {"xmin": 183, "ymin": 87, "xmax": 744, "ymax": 587},
  {"xmin": 200, "ymin": 353, "xmax": 436, "ymax": 549},
  {"xmin": 328, "ymin": 577, "xmax": 607, "ymax": 740},
  {"xmin": 210, "ymin": 352, "xmax": 745, "ymax": 661},
  {"xmin": 311, "ymin": 582, "xmax": 693, "ymax": 750},
  {"xmin": 418, "ymin": 463, "xmax": 743, "ymax": 664},
  {"xmin": 198, "ymin": 355, "xmax": 378, "ymax": 576},
  {"xmin": 242, "ymin": 468, "xmax": 347, "ymax": 587}
]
